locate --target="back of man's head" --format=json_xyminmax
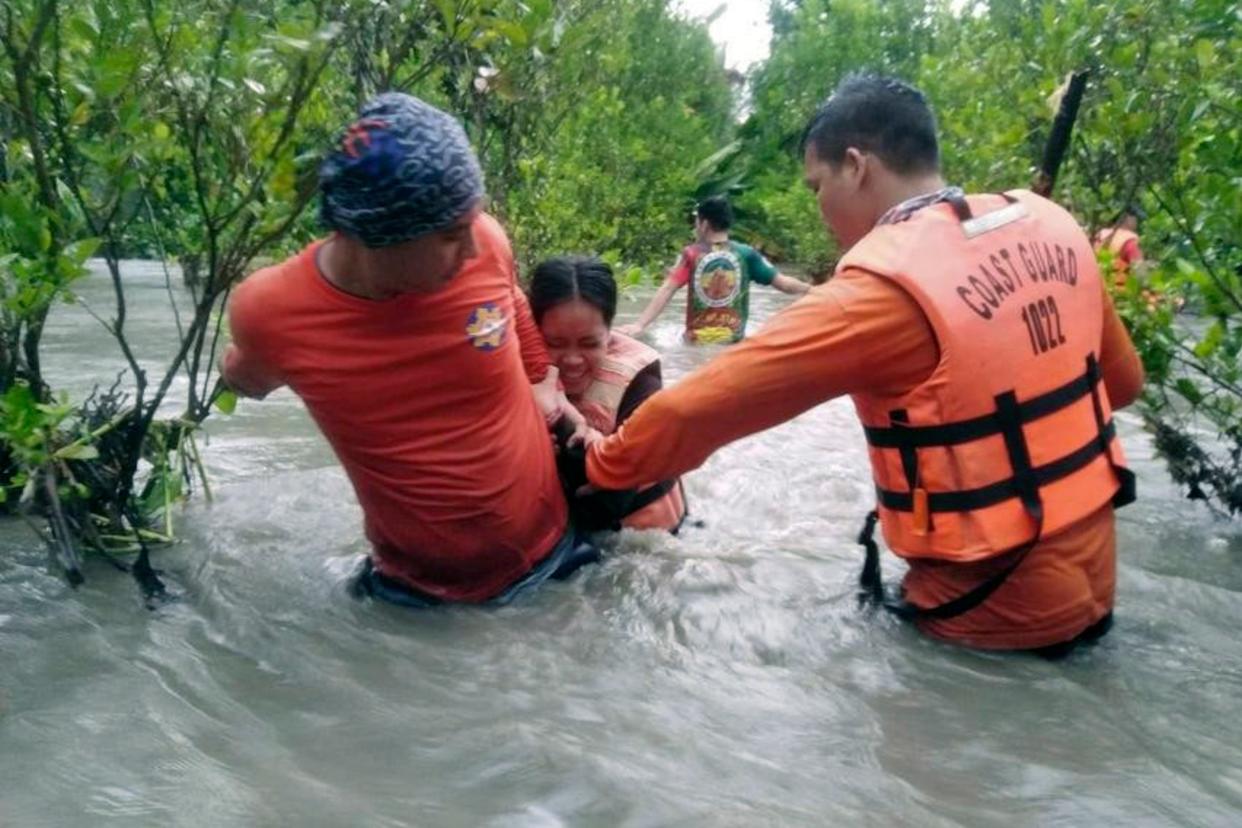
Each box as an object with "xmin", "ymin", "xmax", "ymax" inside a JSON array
[
  {"xmin": 1120, "ymin": 202, "xmax": 1146, "ymax": 229},
  {"xmin": 319, "ymin": 92, "xmax": 484, "ymax": 248},
  {"xmin": 696, "ymin": 196, "xmax": 734, "ymax": 232},
  {"xmin": 801, "ymin": 74, "xmax": 940, "ymax": 176}
]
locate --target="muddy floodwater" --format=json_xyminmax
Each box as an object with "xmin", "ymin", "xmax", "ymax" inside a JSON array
[{"xmin": 2, "ymin": 261, "xmax": 1241, "ymax": 826}]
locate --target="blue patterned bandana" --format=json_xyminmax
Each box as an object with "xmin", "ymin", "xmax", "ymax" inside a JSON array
[{"xmin": 319, "ymin": 93, "xmax": 485, "ymax": 248}]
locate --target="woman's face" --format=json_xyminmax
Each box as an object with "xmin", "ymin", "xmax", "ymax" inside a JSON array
[{"xmin": 539, "ymin": 298, "xmax": 610, "ymax": 397}]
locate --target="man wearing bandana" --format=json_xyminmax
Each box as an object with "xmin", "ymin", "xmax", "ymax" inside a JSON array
[{"xmin": 222, "ymin": 93, "xmax": 596, "ymax": 607}]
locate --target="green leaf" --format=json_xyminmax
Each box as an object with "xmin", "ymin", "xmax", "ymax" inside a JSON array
[
  {"xmin": 214, "ymin": 389, "xmax": 238, "ymax": 415},
  {"xmin": 69, "ymin": 15, "xmax": 99, "ymax": 42},
  {"xmin": 267, "ymin": 34, "xmax": 312, "ymax": 52},
  {"xmin": 1195, "ymin": 321, "xmax": 1224, "ymax": 359},
  {"xmin": 1195, "ymin": 39, "xmax": 1214, "ymax": 71},
  {"xmin": 65, "ymin": 238, "xmax": 101, "ymax": 264},
  {"xmin": 1, "ymin": 382, "xmax": 38, "ymax": 415},
  {"xmin": 1174, "ymin": 378, "xmax": 1203, "ymax": 406},
  {"xmin": 56, "ymin": 444, "xmax": 99, "ymax": 461},
  {"xmin": 492, "ymin": 21, "xmax": 529, "ymax": 47},
  {"xmin": 433, "ymin": 0, "xmax": 457, "ymax": 30},
  {"xmin": 71, "ymin": 100, "xmax": 91, "ymax": 126}
]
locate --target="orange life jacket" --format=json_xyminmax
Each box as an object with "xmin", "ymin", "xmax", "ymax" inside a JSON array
[
  {"xmin": 842, "ymin": 190, "xmax": 1134, "ymax": 573},
  {"xmin": 578, "ymin": 333, "xmax": 686, "ymax": 531},
  {"xmin": 1092, "ymin": 227, "xmax": 1139, "ymax": 288}
]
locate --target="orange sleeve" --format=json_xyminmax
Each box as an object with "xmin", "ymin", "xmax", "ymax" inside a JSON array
[
  {"xmin": 222, "ymin": 277, "xmax": 284, "ymax": 397},
  {"xmin": 475, "ymin": 212, "xmax": 550, "ymax": 383},
  {"xmin": 513, "ymin": 284, "xmax": 551, "ymax": 383},
  {"xmin": 667, "ymin": 249, "xmax": 693, "ymax": 288},
  {"xmin": 586, "ymin": 271, "xmax": 938, "ymax": 489},
  {"xmin": 1098, "ymin": 282, "xmax": 1144, "ymax": 408}
]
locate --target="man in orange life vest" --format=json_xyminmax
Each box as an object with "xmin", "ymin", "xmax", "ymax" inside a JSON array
[
  {"xmin": 1092, "ymin": 204, "xmax": 1145, "ymax": 290},
  {"xmin": 221, "ymin": 93, "xmax": 598, "ymax": 608},
  {"xmin": 585, "ymin": 74, "xmax": 1145, "ymax": 655}
]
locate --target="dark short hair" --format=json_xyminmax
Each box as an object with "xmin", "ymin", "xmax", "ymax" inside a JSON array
[
  {"xmin": 800, "ymin": 73, "xmax": 940, "ymax": 175},
  {"xmin": 696, "ymin": 196, "xmax": 734, "ymax": 232},
  {"xmin": 529, "ymin": 256, "xmax": 618, "ymax": 327}
]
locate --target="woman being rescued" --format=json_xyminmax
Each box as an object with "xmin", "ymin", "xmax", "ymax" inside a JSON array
[{"xmin": 530, "ymin": 256, "xmax": 688, "ymax": 533}]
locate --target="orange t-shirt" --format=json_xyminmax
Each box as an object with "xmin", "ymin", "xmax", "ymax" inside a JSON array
[
  {"xmin": 587, "ymin": 268, "xmax": 1143, "ymax": 650},
  {"xmin": 225, "ymin": 214, "xmax": 567, "ymax": 602}
]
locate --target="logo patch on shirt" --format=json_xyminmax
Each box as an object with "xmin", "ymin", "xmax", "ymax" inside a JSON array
[
  {"xmin": 465, "ymin": 303, "xmax": 508, "ymax": 351},
  {"xmin": 692, "ymin": 248, "xmax": 744, "ymax": 309}
]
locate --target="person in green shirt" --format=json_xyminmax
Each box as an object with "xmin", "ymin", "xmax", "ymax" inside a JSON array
[{"xmin": 618, "ymin": 196, "xmax": 810, "ymax": 343}]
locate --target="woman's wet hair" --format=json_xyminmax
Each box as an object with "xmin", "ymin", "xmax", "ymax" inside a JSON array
[{"xmin": 529, "ymin": 256, "xmax": 618, "ymax": 327}]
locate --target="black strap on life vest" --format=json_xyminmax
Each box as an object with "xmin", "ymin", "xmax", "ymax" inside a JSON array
[
  {"xmin": 863, "ymin": 365, "xmax": 1104, "ymax": 450},
  {"xmin": 669, "ymin": 479, "xmax": 693, "ymax": 535},
  {"xmin": 1086, "ymin": 355, "xmax": 1138, "ymax": 509},
  {"xmin": 945, "ymin": 190, "xmax": 974, "ymax": 222},
  {"xmin": 858, "ymin": 354, "xmax": 1130, "ymax": 621},
  {"xmin": 866, "ymin": 359, "xmax": 1120, "ymax": 513},
  {"xmin": 552, "ymin": 416, "xmax": 684, "ymax": 532},
  {"xmin": 566, "ymin": 477, "xmax": 682, "ymax": 534},
  {"xmin": 857, "ymin": 507, "xmax": 1042, "ymax": 622},
  {"xmin": 857, "ymin": 509, "xmax": 885, "ymax": 607},
  {"xmin": 857, "ymin": 391, "xmax": 1046, "ymax": 621},
  {"xmin": 623, "ymin": 477, "xmax": 678, "ymax": 515},
  {"xmin": 888, "ymin": 409, "xmax": 921, "ymax": 489}
]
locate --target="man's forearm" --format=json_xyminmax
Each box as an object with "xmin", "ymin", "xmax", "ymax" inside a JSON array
[
  {"xmin": 588, "ymin": 291, "xmax": 857, "ymax": 489},
  {"xmin": 772, "ymin": 273, "xmax": 811, "ymax": 295},
  {"xmin": 630, "ymin": 281, "xmax": 678, "ymax": 332}
]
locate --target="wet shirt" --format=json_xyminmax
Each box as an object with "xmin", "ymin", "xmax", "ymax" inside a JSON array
[
  {"xmin": 1093, "ymin": 229, "xmax": 1142, "ymax": 268},
  {"xmin": 225, "ymin": 214, "xmax": 566, "ymax": 602},
  {"xmin": 587, "ymin": 266, "xmax": 1143, "ymax": 649},
  {"xmin": 1117, "ymin": 237, "xmax": 1141, "ymax": 266},
  {"xmin": 668, "ymin": 240, "xmax": 778, "ymax": 342},
  {"xmin": 1093, "ymin": 228, "xmax": 1144, "ymax": 289}
]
